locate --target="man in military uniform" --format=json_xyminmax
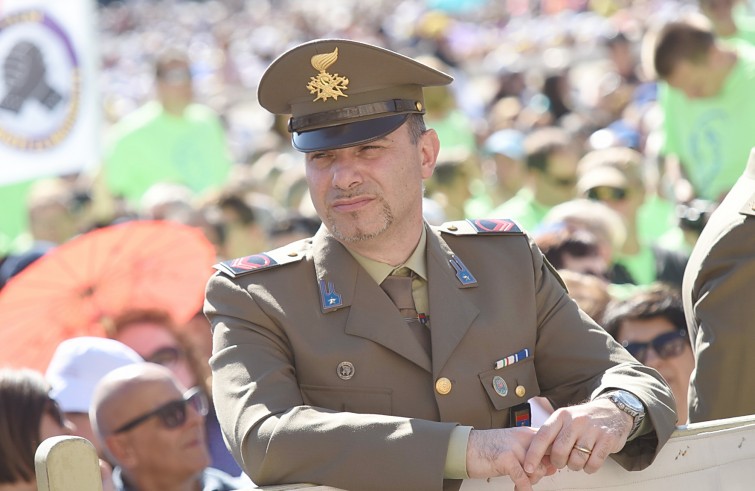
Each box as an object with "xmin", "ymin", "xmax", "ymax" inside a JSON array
[
  {"xmin": 683, "ymin": 149, "xmax": 755, "ymax": 423},
  {"xmin": 204, "ymin": 39, "xmax": 677, "ymax": 491}
]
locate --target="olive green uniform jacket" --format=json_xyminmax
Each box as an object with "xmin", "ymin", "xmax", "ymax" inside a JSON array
[
  {"xmin": 683, "ymin": 150, "xmax": 755, "ymax": 423},
  {"xmin": 205, "ymin": 221, "xmax": 677, "ymax": 491}
]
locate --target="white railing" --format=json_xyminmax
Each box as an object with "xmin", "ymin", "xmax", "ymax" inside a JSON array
[{"xmin": 36, "ymin": 415, "xmax": 755, "ymax": 490}]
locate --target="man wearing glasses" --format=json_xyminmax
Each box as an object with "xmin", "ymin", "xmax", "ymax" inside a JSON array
[
  {"xmin": 90, "ymin": 363, "xmax": 244, "ymax": 491},
  {"xmin": 489, "ymin": 126, "xmax": 580, "ymax": 232}
]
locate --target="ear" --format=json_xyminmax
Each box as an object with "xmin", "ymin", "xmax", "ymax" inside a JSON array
[
  {"xmin": 105, "ymin": 434, "xmax": 139, "ymax": 467},
  {"xmin": 419, "ymin": 128, "xmax": 440, "ymax": 180}
]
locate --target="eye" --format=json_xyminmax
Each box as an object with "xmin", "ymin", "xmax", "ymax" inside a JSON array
[
  {"xmin": 306, "ymin": 152, "xmax": 333, "ymax": 165},
  {"xmin": 359, "ymin": 145, "xmax": 383, "ymax": 155}
]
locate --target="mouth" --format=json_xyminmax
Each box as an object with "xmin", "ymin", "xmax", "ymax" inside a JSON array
[
  {"xmin": 330, "ymin": 196, "xmax": 374, "ymax": 213},
  {"xmin": 185, "ymin": 436, "xmax": 205, "ymax": 449}
]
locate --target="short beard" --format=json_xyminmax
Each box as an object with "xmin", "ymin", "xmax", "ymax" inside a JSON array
[{"xmin": 327, "ymin": 197, "xmax": 394, "ymax": 243}]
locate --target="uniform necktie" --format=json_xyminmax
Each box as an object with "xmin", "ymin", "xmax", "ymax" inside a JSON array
[{"xmin": 380, "ymin": 269, "xmax": 431, "ymax": 357}]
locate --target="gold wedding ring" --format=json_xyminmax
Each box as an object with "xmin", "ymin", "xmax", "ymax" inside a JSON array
[{"xmin": 574, "ymin": 444, "xmax": 593, "ymax": 455}]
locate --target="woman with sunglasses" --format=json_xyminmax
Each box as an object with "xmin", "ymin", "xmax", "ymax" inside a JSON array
[
  {"xmin": 0, "ymin": 368, "xmax": 74, "ymax": 491},
  {"xmin": 602, "ymin": 284, "xmax": 694, "ymax": 424}
]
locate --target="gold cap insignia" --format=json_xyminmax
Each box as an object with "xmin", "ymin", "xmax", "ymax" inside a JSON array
[{"xmin": 307, "ymin": 47, "xmax": 349, "ymax": 103}]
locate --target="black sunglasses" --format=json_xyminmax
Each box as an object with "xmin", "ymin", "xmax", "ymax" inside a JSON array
[
  {"xmin": 113, "ymin": 386, "xmax": 208, "ymax": 434},
  {"xmin": 622, "ymin": 330, "xmax": 688, "ymax": 364},
  {"xmin": 587, "ymin": 186, "xmax": 628, "ymax": 202}
]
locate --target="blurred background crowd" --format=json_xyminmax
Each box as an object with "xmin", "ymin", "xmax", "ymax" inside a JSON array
[{"xmin": 1, "ymin": 0, "xmax": 754, "ymax": 488}]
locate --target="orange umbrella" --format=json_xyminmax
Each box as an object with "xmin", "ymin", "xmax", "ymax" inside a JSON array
[{"xmin": 0, "ymin": 220, "xmax": 217, "ymax": 371}]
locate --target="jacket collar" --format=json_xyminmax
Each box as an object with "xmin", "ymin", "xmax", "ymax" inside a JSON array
[{"xmin": 311, "ymin": 224, "xmax": 479, "ymax": 374}]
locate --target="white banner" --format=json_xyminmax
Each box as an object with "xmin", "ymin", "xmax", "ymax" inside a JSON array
[{"xmin": 0, "ymin": 0, "xmax": 99, "ymax": 185}]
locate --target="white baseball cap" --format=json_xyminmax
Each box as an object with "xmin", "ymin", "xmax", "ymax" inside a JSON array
[{"xmin": 45, "ymin": 337, "xmax": 143, "ymax": 413}]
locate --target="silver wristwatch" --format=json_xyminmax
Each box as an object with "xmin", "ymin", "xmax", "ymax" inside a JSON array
[{"xmin": 598, "ymin": 390, "xmax": 646, "ymax": 438}]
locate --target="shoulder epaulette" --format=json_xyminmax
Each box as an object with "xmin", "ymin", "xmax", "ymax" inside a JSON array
[
  {"xmin": 740, "ymin": 191, "xmax": 755, "ymax": 217},
  {"xmin": 439, "ymin": 218, "xmax": 524, "ymax": 236},
  {"xmin": 213, "ymin": 241, "xmax": 308, "ymax": 278}
]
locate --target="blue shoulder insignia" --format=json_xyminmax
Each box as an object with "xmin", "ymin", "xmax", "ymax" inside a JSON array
[
  {"xmin": 213, "ymin": 242, "xmax": 307, "ymax": 278},
  {"xmin": 440, "ymin": 218, "xmax": 523, "ymax": 236}
]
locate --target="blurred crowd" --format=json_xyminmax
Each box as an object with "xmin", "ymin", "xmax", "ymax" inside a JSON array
[{"xmin": 1, "ymin": 0, "xmax": 755, "ymax": 489}]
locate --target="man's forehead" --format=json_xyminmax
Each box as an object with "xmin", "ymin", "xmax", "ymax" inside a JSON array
[{"xmin": 115, "ymin": 377, "xmax": 178, "ymax": 410}]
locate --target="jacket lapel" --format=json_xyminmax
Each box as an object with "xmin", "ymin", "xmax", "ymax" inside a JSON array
[
  {"xmin": 312, "ymin": 227, "xmax": 432, "ymax": 371},
  {"xmin": 426, "ymin": 227, "xmax": 480, "ymax": 375}
]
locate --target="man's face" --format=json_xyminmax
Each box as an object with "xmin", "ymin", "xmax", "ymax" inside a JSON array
[
  {"xmin": 666, "ymin": 57, "xmax": 723, "ymax": 99},
  {"xmin": 537, "ymin": 148, "xmax": 579, "ymax": 206},
  {"xmin": 156, "ymin": 61, "xmax": 193, "ymax": 112},
  {"xmin": 493, "ymin": 154, "xmax": 525, "ymax": 195},
  {"xmin": 110, "ymin": 378, "xmax": 209, "ymax": 480},
  {"xmin": 304, "ymin": 122, "xmax": 437, "ymax": 245},
  {"xmin": 585, "ymin": 182, "xmax": 643, "ymax": 224},
  {"xmin": 115, "ymin": 323, "xmax": 196, "ymax": 389}
]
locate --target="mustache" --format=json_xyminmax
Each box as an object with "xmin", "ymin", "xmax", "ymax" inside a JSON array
[{"xmin": 330, "ymin": 188, "xmax": 374, "ymax": 200}]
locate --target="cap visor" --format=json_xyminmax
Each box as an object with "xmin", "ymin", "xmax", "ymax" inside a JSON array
[
  {"xmin": 292, "ymin": 114, "xmax": 409, "ymax": 152},
  {"xmin": 578, "ymin": 167, "xmax": 628, "ymax": 193}
]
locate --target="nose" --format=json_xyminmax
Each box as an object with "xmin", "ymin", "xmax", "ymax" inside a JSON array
[{"xmin": 331, "ymin": 154, "xmax": 363, "ymax": 190}]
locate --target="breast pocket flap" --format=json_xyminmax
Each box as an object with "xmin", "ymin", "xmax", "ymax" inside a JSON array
[{"xmin": 478, "ymin": 357, "xmax": 539, "ymax": 411}]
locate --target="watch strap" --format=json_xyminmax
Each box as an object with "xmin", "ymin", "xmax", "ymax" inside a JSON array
[{"xmin": 597, "ymin": 390, "xmax": 645, "ymax": 438}]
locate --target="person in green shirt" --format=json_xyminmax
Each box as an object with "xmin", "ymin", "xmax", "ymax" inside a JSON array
[
  {"xmin": 653, "ymin": 19, "xmax": 755, "ymax": 202},
  {"xmin": 577, "ymin": 147, "xmax": 688, "ymax": 288},
  {"xmin": 489, "ymin": 126, "xmax": 580, "ymax": 233},
  {"xmin": 104, "ymin": 49, "xmax": 232, "ymax": 206}
]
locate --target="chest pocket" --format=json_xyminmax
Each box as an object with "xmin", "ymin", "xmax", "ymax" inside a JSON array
[
  {"xmin": 478, "ymin": 356, "xmax": 540, "ymax": 411},
  {"xmin": 300, "ymin": 384, "xmax": 393, "ymax": 414}
]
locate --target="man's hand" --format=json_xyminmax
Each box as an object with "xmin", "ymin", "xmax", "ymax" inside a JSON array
[
  {"xmin": 466, "ymin": 427, "xmax": 556, "ymax": 491},
  {"xmin": 524, "ymin": 398, "xmax": 633, "ymax": 475}
]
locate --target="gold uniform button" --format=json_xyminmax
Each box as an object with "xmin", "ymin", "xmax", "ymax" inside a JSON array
[
  {"xmin": 288, "ymin": 251, "xmax": 298, "ymax": 257},
  {"xmin": 436, "ymin": 377, "xmax": 452, "ymax": 395},
  {"xmin": 515, "ymin": 385, "xmax": 526, "ymax": 398},
  {"xmin": 447, "ymin": 225, "xmax": 458, "ymax": 232}
]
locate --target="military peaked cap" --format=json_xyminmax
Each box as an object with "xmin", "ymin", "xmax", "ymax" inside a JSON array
[{"xmin": 258, "ymin": 39, "xmax": 453, "ymax": 152}]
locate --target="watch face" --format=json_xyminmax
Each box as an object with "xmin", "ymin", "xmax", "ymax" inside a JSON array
[{"xmin": 617, "ymin": 391, "xmax": 644, "ymax": 413}]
